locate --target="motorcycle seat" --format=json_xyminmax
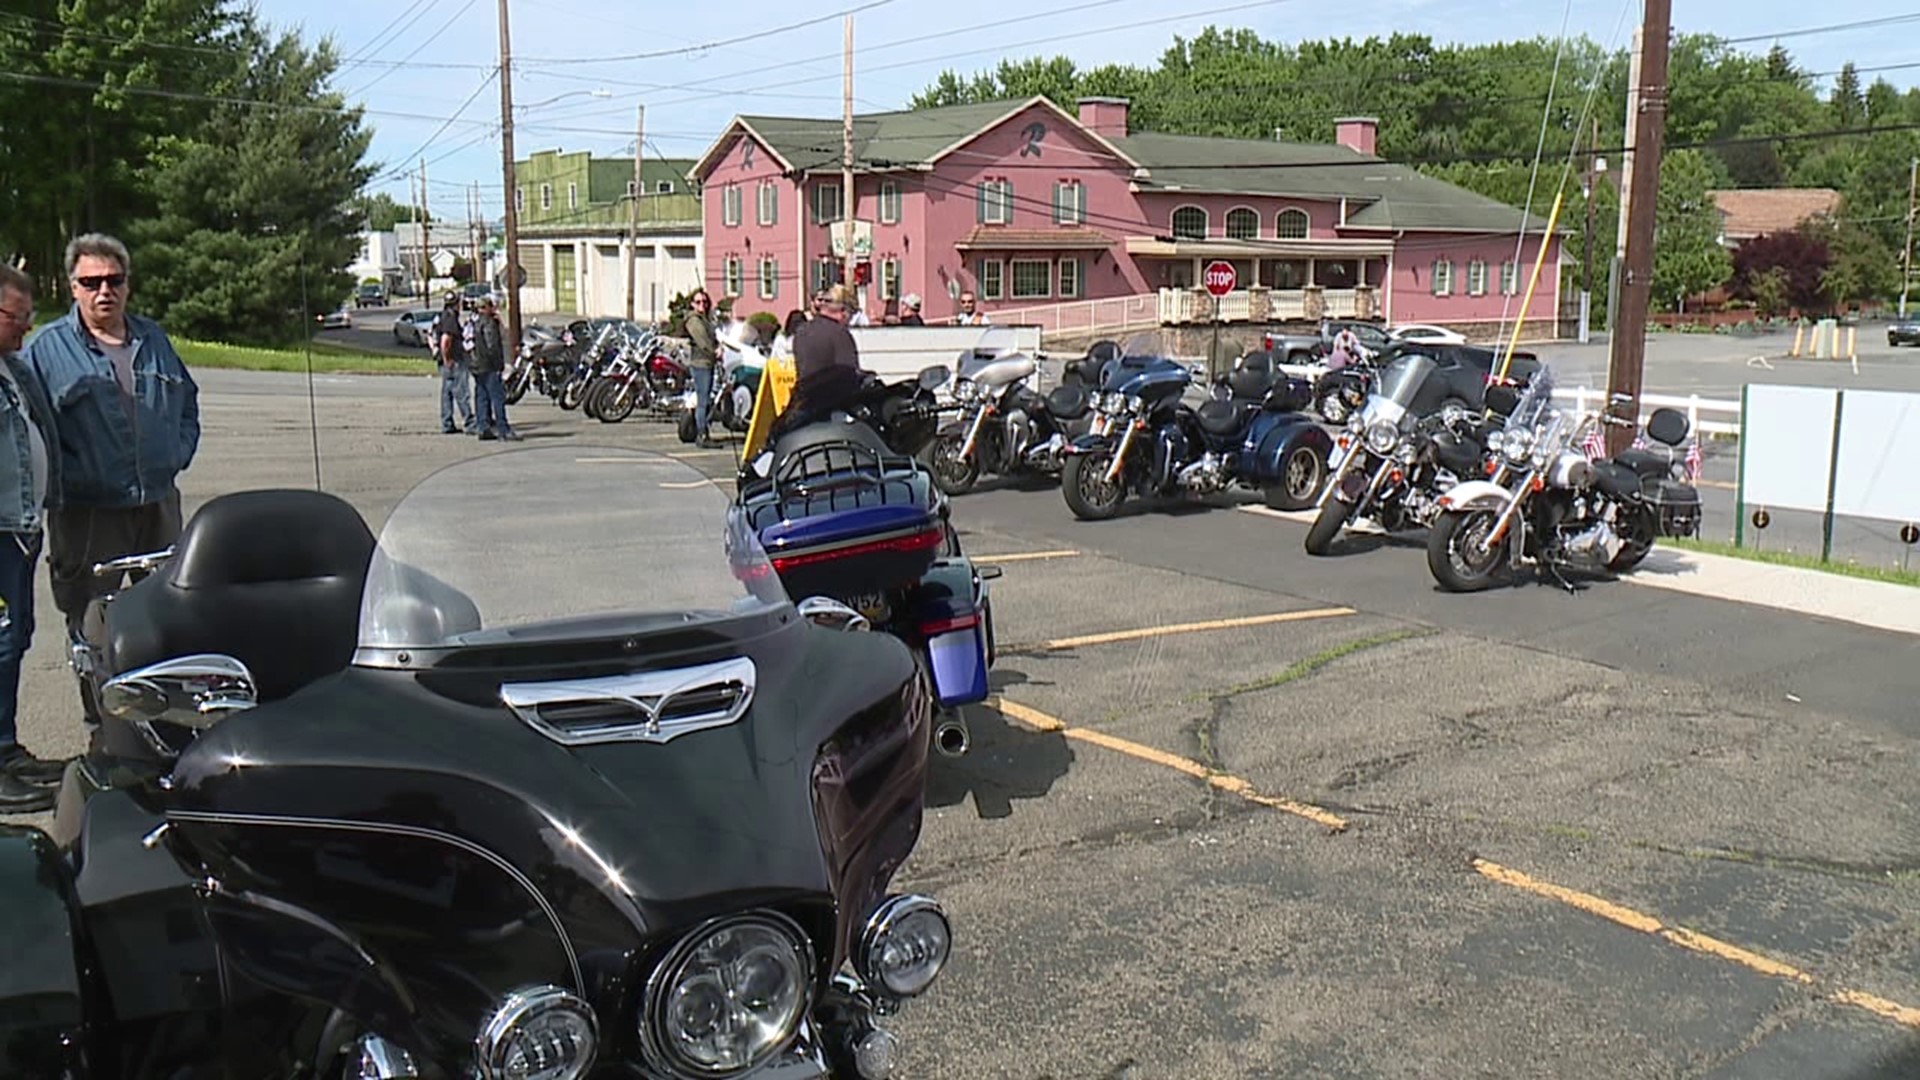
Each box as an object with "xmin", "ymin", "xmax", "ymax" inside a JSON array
[
  {"xmin": 1195, "ymin": 398, "xmax": 1254, "ymax": 438},
  {"xmin": 104, "ymin": 490, "xmax": 376, "ymax": 703},
  {"xmin": 1590, "ymin": 460, "xmax": 1644, "ymax": 501},
  {"xmin": 1613, "ymin": 446, "xmax": 1674, "ymax": 481},
  {"xmin": 1045, "ymin": 384, "xmax": 1089, "ymax": 420}
]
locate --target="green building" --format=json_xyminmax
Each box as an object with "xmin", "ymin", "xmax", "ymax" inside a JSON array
[{"xmin": 512, "ymin": 148, "xmax": 704, "ymax": 319}]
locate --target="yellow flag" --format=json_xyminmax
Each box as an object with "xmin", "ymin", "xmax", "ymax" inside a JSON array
[{"xmin": 741, "ymin": 355, "xmax": 797, "ymax": 460}]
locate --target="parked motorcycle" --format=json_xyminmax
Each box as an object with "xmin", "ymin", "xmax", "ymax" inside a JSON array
[
  {"xmin": 1303, "ymin": 351, "xmax": 1497, "ymax": 555},
  {"xmin": 736, "ymin": 412, "xmax": 997, "ymax": 758},
  {"xmin": 1425, "ymin": 366, "xmax": 1703, "ymax": 592},
  {"xmin": 927, "ymin": 330, "xmax": 1097, "ymax": 495},
  {"xmin": 1312, "ymin": 351, "xmax": 1376, "ymax": 424},
  {"xmin": 504, "ymin": 319, "xmax": 590, "ymax": 405},
  {"xmin": 1058, "ymin": 333, "xmax": 1332, "ymax": 521},
  {"xmin": 556, "ymin": 321, "xmax": 623, "ymax": 411},
  {"xmin": 21, "ymin": 447, "xmax": 953, "ymax": 1080}
]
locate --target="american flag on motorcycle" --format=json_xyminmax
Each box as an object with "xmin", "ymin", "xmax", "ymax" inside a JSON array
[
  {"xmin": 1581, "ymin": 426, "xmax": 1607, "ymax": 460},
  {"xmin": 1684, "ymin": 437, "xmax": 1703, "ymax": 482}
]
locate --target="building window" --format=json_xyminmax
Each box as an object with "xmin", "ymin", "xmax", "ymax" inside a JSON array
[
  {"xmin": 1225, "ymin": 207, "xmax": 1258, "ymax": 240},
  {"xmin": 757, "ymin": 180, "xmax": 778, "ymax": 226},
  {"xmin": 1171, "ymin": 206, "xmax": 1207, "ymax": 240},
  {"xmin": 977, "ymin": 179, "xmax": 1012, "ymax": 225},
  {"xmin": 567, "ymin": 182, "xmax": 578, "ymax": 210},
  {"xmin": 880, "ymin": 180, "xmax": 901, "ymax": 224},
  {"xmin": 515, "ymin": 187, "xmax": 525, "ymax": 213},
  {"xmin": 1010, "ymin": 259, "xmax": 1051, "ymax": 299},
  {"xmin": 811, "ymin": 182, "xmax": 843, "ymax": 225},
  {"xmin": 722, "ymin": 183, "xmax": 742, "ymax": 227},
  {"xmin": 539, "ymin": 183, "xmax": 553, "ymax": 211},
  {"xmin": 626, "ymin": 180, "xmax": 637, "ymax": 198},
  {"xmin": 656, "ymin": 181, "xmax": 674, "ymax": 194},
  {"xmin": 1052, "ymin": 181, "xmax": 1085, "ymax": 225},
  {"xmin": 758, "ymin": 256, "xmax": 778, "ymax": 300},
  {"xmin": 1431, "ymin": 258, "xmax": 1454, "ymax": 297},
  {"xmin": 880, "ymin": 258, "xmax": 900, "ymax": 301},
  {"xmin": 1500, "ymin": 260, "xmax": 1519, "ymax": 296},
  {"xmin": 809, "ymin": 258, "xmax": 842, "ymax": 295},
  {"xmin": 1058, "ymin": 257, "xmax": 1082, "ymax": 299},
  {"xmin": 724, "ymin": 256, "xmax": 743, "ymax": 298},
  {"xmin": 976, "ymin": 259, "xmax": 1004, "ymax": 300},
  {"xmin": 1467, "ymin": 259, "xmax": 1488, "ymax": 296},
  {"xmin": 1275, "ymin": 208, "xmax": 1309, "ymax": 239}
]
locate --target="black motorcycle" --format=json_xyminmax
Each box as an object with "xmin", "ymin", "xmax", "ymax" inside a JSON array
[
  {"xmin": 927, "ymin": 333, "xmax": 1097, "ymax": 495},
  {"xmin": 11, "ymin": 447, "xmax": 955, "ymax": 1079},
  {"xmin": 505, "ymin": 319, "xmax": 591, "ymax": 405}
]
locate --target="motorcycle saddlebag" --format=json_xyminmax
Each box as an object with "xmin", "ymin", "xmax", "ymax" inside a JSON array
[
  {"xmin": 1650, "ymin": 479, "xmax": 1702, "ymax": 538},
  {"xmin": 741, "ymin": 454, "xmax": 945, "ymax": 605},
  {"xmin": 0, "ymin": 826, "xmax": 91, "ymax": 1078},
  {"xmin": 911, "ymin": 560, "xmax": 990, "ymax": 708}
]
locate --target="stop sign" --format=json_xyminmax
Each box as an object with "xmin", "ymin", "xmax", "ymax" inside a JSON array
[{"xmin": 1203, "ymin": 260, "xmax": 1237, "ymax": 298}]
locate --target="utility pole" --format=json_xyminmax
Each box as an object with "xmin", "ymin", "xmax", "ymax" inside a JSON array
[
  {"xmin": 420, "ymin": 157, "xmax": 432, "ymax": 298},
  {"xmin": 1604, "ymin": 0, "xmax": 1670, "ymax": 457},
  {"xmin": 413, "ymin": 165, "xmax": 427, "ymax": 300},
  {"xmin": 1901, "ymin": 156, "xmax": 1917, "ymax": 318},
  {"xmin": 469, "ymin": 182, "xmax": 481, "ymax": 274},
  {"xmin": 1581, "ymin": 116, "xmax": 1599, "ymax": 345},
  {"xmin": 1605, "ymin": 25, "xmax": 1643, "ymax": 338},
  {"xmin": 626, "ymin": 104, "xmax": 645, "ymax": 321},
  {"xmin": 496, "ymin": 0, "xmax": 523, "ymax": 350},
  {"xmin": 841, "ymin": 14, "xmax": 856, "ymax": 297}
]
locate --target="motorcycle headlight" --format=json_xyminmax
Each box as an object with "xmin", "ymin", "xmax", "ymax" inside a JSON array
[
  {"xmin": 641, "ymin": 914, "xmax": 811, "ymax": 1076},
  {"xmin": 1395, "ymin": 440, "xmax": 1419, "ymax": 464},
  {"xmin": 1502, "ymin": 429, "xmax": 1534, "ymax": 462},
  {"xmin": 1347, "ymin": 414, "xmax": 1366, "ymax": 433},
  {"xmin": 857, "ymin": 895, "xmax": 952, "ymax": 999},
  {"xmin": 1127, "ymin": 394, "xmax": 1144, "ymax": 412},
  {"xmin": 1365, "ymin": 421, "xmax": 1398, "ymax": 455},
  {"xmin": 474, "ymin": 985, "xmax": 598, "ymax": 1080}
]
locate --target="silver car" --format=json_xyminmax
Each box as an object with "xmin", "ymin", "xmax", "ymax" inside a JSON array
[{"xmin": 392, "ymin": 308, "xmax": 439, "ymax": 348}]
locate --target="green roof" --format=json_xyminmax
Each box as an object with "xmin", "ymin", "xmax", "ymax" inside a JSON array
[{"xmin": 735, "ymin": 99, "xmax": 1033, "ymax": 172}]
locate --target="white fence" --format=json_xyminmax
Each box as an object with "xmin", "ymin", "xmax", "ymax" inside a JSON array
[{"xmin": 989, "ymin": 294, "xmax": 1161, "ymax": 338}]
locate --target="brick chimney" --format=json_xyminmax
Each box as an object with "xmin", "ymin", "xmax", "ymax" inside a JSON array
[
  {"xmin": 1077, "ymin": 97, "xmax": 1130, "ymax": 139},
  {"xmin": 1333, "ymin": 116, "xmax": 1378, "ymax": 156}
]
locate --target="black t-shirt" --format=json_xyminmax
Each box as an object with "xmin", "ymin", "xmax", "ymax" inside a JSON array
[
  {"xmin": 434, "ymin": 308, "xmax": 465, "ymax": 362},
  {"xmin": 793, "ymin": 317, "xmax": 859, "ymax": 384}
]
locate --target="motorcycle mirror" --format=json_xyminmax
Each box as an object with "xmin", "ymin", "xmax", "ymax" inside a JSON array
[
  {"xmin": 797, "ymin": 596, "xmax": 871, "ymax": 633},
  {"xmin": 918, "ymin": 365, "xmax": 952, "ymax": 391},
  {"xmin": 101, "ymin": 653, "xmax": 259, "ymax": 757}
]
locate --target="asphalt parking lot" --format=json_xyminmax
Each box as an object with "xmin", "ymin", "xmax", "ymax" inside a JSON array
[{"xmin": 9, "ymin": 369, "xmax": 1917, "ymax": 1078}]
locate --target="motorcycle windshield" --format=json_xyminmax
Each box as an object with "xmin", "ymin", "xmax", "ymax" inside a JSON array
[
  {"xmin": 957, "ymin": 326, "xmax": 1022, "ymax": 378},
  {"xmin": 1504, "ymin": 363, "xmax": 1557, "ymax": 432},
  {"xmin": 1372, "ymin": 353, "xmax": 1437, "ymax": 410},
  {"xmin": 356, "ymin": 447, "xmax": 790, "ymax": 652}
]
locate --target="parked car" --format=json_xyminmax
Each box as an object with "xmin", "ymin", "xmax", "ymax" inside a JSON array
[
  {"xmin": 1378, "ymin": 341, "xmax": 1540, "ymax": 409},
  {"xmin": 315, "ymin": 307, "xmax": 351, "ymax": 330},
  {"xmin": 352, "ymin": 283, "xmax": 387, "ymax": 308},
  {"xmin": 458, "ymin": 281, "xmax": 494, "ymax": 309},
  {"xmin": 1262, "ymin": 318, "xmax": 1393, "ymax": 365},
  {"xmin": 391, "ymin": 307, "xmax": 438, "ymax": 347},
  {"xmin": 1889, "ymin": 316, "xmax": 1920, "ymax": 347},
  {"xmin": 1388, "ymin": 322, "xmax": 1469, "ymax": 345}
]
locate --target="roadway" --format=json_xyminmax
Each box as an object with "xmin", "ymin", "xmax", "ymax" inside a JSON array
[{"xmin": 7, "ymin": 370, "xmax": 1915, "ymax": 1077}]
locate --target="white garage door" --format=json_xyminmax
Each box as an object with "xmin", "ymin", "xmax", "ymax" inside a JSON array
[{"xmin": 592, "ymin": 245, "xmax": 624, "ymax": 317}]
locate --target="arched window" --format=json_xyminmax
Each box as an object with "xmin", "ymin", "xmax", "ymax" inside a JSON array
[
  {"xmin": 1275, "ymin": 208, "xmax": 1309, "ymax": 239},
  {"xmin": 1171, "ymin": 205, "xmax": 1208, "ymax": 240},
  {"xmin": 1225, "ymin": 207, "xmax": 1258, "ymax": 240}
]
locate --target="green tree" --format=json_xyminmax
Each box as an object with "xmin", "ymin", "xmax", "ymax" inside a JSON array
[
  {"xmin": 351, "ymin": 192, "xmax": 423, "ymax": 231},
  {"xmin": 1748, "ymin": 266, "xmax": 1790, "ymax": 317},
  {"xmin": 1830, "ymin": 63, "xmax": 1863, "ymax": 128},
  {"xmin": 1650, "ymin": 149, "xmax": 1732, "ymax": 309},
  {"xmin": 1819, "ymin": 220, "xmax": 1898, "ymax": 307},
  {"xmin": 127, "ymin": 15, "xmax": 372, "ymax": 344}
]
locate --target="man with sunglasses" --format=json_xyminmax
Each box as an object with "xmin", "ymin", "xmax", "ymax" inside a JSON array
[
  {"xmin": 0, "ymin": 264, "xmax": 65, "ymax": 809},
  {"xmin": 25, "ymin": 234, "xmax": 200, "ymax": 700}
]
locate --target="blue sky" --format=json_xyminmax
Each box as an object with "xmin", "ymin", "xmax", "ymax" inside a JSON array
[{"xmin": 258, "ymin": 0, "xmax": 1920, "ymax": 216}]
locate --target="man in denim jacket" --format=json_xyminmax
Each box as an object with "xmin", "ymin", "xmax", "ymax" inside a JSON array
[
  {"xmin": 0, "ymin": 264, "xmax": 67, "ymax": 810},
  {"xmin": 24, "ymin": 234, "xmax": 200, "ymax": 656}
]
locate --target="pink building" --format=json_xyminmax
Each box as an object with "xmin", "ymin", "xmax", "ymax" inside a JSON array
[{"xmin": 689, "ymin": 97, "xmax": 1564, "ymax": 334}]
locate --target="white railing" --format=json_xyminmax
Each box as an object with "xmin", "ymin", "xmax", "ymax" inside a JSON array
[
  {"xmin": 991, "ymin": 294, "xmax": 1160, "ymax": 338},
  {"xmin": 1157, "ymin": 287, "xmax": 1362, "ymax": 324},
  {"xmin": 1322, "ymin": 289, "xmax": 1359, "ymax": 318}
]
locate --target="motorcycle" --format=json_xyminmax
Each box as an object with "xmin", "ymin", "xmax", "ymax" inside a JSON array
[
  {"xmin": 1303, "ymin": 351, "xmax": 1499, "ymax": 555},
  {"xmin": 504, "ymin": 319, "xmax": 590, "ymax": 406},
  {"xmin": 22, "ymin": 447, "xmax": 953, "ymax": 1079},
  {"xmin": 926, "ymin": 330, "xmax": 1098, "ymax": 495},
  {"xmin": 735, "ymin": 407, "xmax": 996, "ymax": 758},
  {"xmin": 1311, "ymin": 349, "xmax": 1377, "ymax": 425},
  {"xmin": 1058, "ymin": 333, "xmax": 1333, "ymax": 521},
  {"xmin": 556, "ymin": 322, "xmax": 623, "ymax": 411},
  {"xmin": 679, "ymin": 322, "xmax": 766, "ymax": 443},
  {"xmin": 1425, "ymin": 366, "xmax": 1703, "ymax": 592}
]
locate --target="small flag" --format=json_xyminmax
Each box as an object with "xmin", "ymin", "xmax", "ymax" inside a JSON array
[
  {"xmin": 1684, "ymin": 438, "xmax": 1702, "ymax": 482},
  {"xmin": 1581, "ymin": 426, "xmax": 1607, "ymax": 460}
]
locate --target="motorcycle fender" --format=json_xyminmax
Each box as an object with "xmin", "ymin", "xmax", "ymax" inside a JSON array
[
  {"xmin": 1247, "ymin": 414, "xmax": 1333, "ymax": 482},
  {"xmin": 1062, "ymin": 432, "xmax": 1114, "ymax": 457},
  {"xmin": 1436, "ymin": 480, "xmax": 1513, "ymax": 514},
  {"xmin": 0, "ymin": 825, "xmax": 92, "ymax": 1078},
  {"xmin": 908, "ymin": 560, "xmax": 990, "ymax": 707}
]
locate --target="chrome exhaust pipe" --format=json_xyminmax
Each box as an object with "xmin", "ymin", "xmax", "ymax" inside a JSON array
[{"xmin": 933, "ymin": 714, "xmax": 970, "ymax": 757}]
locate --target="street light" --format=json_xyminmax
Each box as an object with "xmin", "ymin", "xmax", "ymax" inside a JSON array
[{"xmin": 517, "ymin": 88, "xmax": 611, "ymax": 112}]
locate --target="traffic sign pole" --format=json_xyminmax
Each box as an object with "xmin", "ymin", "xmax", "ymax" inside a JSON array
[{"xmin": 1202, "ymin": 260, "xmax": 1237, "ymax": 381}]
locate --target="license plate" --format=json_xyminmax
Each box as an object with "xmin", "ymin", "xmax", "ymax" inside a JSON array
[{"xmin": 845, "ymin": 592, "xmax": 888, "ymax": 618}]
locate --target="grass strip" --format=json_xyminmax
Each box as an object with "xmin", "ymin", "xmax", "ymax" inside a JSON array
[
  {"xmin": 1660, "ymin": 536, "xmax": 1920, "ymax": 589},
  {"xmin": 176, "ymin": 338, "xmax": 431, "ymax": 376}
]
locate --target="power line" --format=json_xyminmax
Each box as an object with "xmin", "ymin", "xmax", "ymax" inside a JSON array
[
  {"xmin": 347, "ymin": 0, "xmax": 483, "ymax": 99},
  {"xmin": 334, "ymin": 0, "xmax": 440, "ymax": 74},
  {"xmin": 377, "ymin": 69, "xmax": 500, "ymax": 181},
  {"xmin": 0, "ymin": 68, "xmax": 492, "ymax": 127},
  {"xmin": 1721, "ymin": 12, "xmax": 1920, "ymax": 45},
  {"xmin": 516, "ymin": 0, "xmax": 898, "ymax": 65}
]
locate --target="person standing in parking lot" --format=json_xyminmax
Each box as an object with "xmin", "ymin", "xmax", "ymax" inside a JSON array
[
  {"xmin": 0, "ymin": 264, "xmax": 66, "ymax": 810},
  {"xmin": 683, "ymin": 289, "xmax": 721, "ymax": 449},
  {"xmin": 435, "ymin": 293, "xmax": 474, "ymax": 434},
  {"xmin": 469, "ymin": 297, "xmax": 518, "ymax": 441}
]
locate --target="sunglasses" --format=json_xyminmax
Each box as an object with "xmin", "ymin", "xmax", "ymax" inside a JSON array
[{"xmin": 74, "ymin": 273, "xmax": 127, "ymax": 292}]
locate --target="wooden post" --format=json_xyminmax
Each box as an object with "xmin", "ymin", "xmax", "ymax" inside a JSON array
[
  {"xmin": 841, "ymin": 15, "xmax": 856, "ymax": 295},
  {"xmin": 496, "ymin": 0, "xmax": 523, "ymax": 349},
  {"xmin": 1604, "ymin": 0, "xmax": 1670, "ymax": 457}
]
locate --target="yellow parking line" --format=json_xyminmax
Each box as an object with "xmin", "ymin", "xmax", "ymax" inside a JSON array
[
  {"xmin": 1018, "ymin": 608, "xmax": 1355, "ymax": 652},
  {"xmin": 1473, "ymin": 858, "xmax": 1920, "ymax": 1029},
  {"xmin": 992, "ymin": 697, "xmax": 1349, "ymax": 832},
  {"xmin": 972, "ymin": 550, "xmax": 1081, "ymax": 563}
]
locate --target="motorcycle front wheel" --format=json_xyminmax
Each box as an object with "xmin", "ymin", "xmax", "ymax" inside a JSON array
[
  {"xmin": 677, "ymin": 407, "xmax": 699, "ymax": 443},
  {"xmin": 1304, "ymin": 496, "xmax": 1354, "ymax": 556},
  {"xmin": 558, "ymin": 375, "xmax": 589, "ymax": 411},
  {"xmin": 1062, "ymin": 452, "xmax": 1126, "ymax": 520},
  {"xmin": 1428, "ymin": 509, "xmax": 1511, "ymax": 592},
  {"xmin": 927, "ymin": 433, "xmax": 980, "ymax": 495},
  {"xmin": 596, "ymin": 382, "xmax": 637, "ymax": 423},
  {"xmin": 1264, "ymin": 445, "xmax": 1326, "ymax": 511},
  {"xmin": 504, "ymin": 369, "xmax": 529, "ymax": 405}
]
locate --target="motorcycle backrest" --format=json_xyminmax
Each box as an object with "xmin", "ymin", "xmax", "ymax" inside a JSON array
[
  {"xmin": 1484, "ymin": 382, "xmax": 1522, "ymax": 418},
  {"xmin": 1644, "ymin": 407, "xmax": 1690, "ymax": 446}
]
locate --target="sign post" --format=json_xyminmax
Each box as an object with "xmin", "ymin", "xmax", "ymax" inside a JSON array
[{"xmin": 1203, "ymin": 260, "xmax": 1237, "ymax": 380}]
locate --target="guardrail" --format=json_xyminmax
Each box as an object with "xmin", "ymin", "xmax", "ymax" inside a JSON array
[{"xmin": 1269, "ymin": 359, "xmax": 1742, "ymax": 436}]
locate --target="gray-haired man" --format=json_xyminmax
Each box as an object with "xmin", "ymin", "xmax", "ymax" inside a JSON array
[{"xmin": 25, "ymin": 234, "xmax": 200, "ymax": 663}]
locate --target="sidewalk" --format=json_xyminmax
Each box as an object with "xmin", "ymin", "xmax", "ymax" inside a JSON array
[{"xmin": 1628, "ymin": 545, "xmax": 1919, "ymax": 637}]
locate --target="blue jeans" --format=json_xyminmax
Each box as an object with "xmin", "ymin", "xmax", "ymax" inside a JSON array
[
  {"xmin": 474, "ymin": 370, "xmax": 511, "ymax": 435},
  {"xmin": 691, "ymin": 364, "xmax": 715, "ymax": 439},
  {"xmin": 440, "ymin": 361, "xmax": 473, "ymax": 431},
  {"xmin": 0, "ymin": 531, "xmax": 40, "ymax": 754}
]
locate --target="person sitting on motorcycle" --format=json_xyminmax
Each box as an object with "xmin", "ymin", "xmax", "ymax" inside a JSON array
[
  {"xmin": 769, "ymin": 284, "xmax": 867, "ymax": 441},
  {"xmin": 1328, "ymin": 326, "xmax": 1363, "ymax": 371}
]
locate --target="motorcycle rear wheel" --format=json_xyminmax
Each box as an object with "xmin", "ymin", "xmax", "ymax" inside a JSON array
[
  {"xmin": 1062, "ymin": 452, "xmax": 1126, "ymax": 520},
  {"xmin": 927, "ymin": 433, "xmax": 980, "ymax": 495},
  {"xmin": 1304, "ymin": 496, "xmax": 1355, "ymax": 556},
  {"xmin": 1265, "ymin": 445, "xmax": 1326, "ymax": 511},
  {"xmin": 1608, "ymin": 504, "xmax": 1658, "ymax": 573},
  {"xmin": 1428, "ymin": 509, "xmax": 1511, "ymax": 592}
]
